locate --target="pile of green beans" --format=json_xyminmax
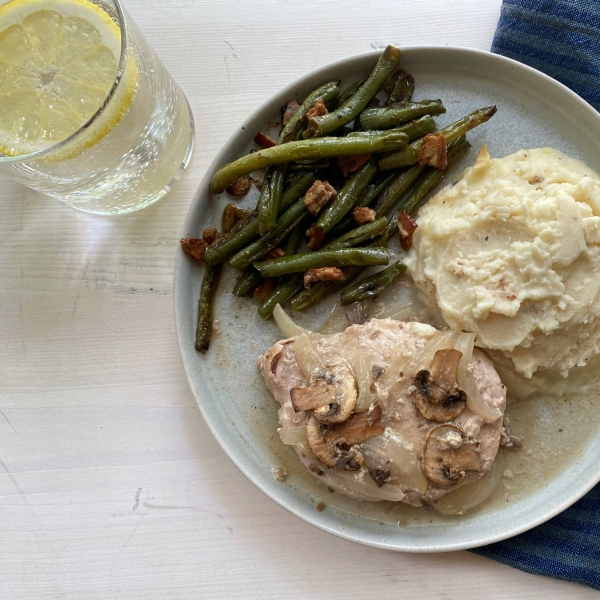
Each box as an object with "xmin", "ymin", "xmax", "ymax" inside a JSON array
[{"xmin": 188, "ymin": 45, "xmax": 497, "ymax": 349}]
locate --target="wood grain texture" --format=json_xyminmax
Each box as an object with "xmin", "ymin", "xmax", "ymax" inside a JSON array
[{"xmin": 0, "ymin": 0, "xmax": 597, "ymax": 597}]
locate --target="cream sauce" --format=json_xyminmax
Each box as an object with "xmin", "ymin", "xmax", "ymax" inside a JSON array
[{"xmin": 305, "ymin": 288, "xmax": 600, "ymax": 525}]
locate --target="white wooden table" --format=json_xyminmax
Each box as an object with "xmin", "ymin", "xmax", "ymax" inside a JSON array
[{"xmin": 1, "ymin": 1, "xmax": 597, "ymax": 597}]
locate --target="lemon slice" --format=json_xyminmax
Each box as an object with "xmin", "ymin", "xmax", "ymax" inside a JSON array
[{"xmin": 0, "ymin": 0, "xmax": 137, "ymax": 158}]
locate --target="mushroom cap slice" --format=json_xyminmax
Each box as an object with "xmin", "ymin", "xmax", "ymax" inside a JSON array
[
  {"xmin": 306, "ymin": 406, "xmax": 385, "ymax": 470},
  {"xmin": 413, "ymin": 348, "xmax": 467, "ymax": 422},
  {"xmin": 422, "ymin": 424, "xmax": 483, "ymax": 488},
  {"xmin": 291, "ymin": 361, "xmax": 357, "ymax": 424}
]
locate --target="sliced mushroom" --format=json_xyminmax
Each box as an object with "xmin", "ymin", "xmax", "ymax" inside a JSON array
[
  {"xmin": 500, "ymin": 420, "xmax": 522, "ymax": 450},
  {"xmin": 413, "ymin": 349, "xmax": 467, "ymax": 422},
  {"xmin": 290, "ymin": 361, "xmax": 357, "ymax": 424},
  {"xmin": 422, "ymin": 424, "xmax": 483, "ymax": 488},
  {"xmin": 306, "ymin": 406, "xmax": 385, "ymax": 470},
  {"xmin": 368, "ymin": 466, "xmax": 391, "ymax": 488}
]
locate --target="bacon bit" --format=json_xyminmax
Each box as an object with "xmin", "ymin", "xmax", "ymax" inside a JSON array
[
  {"xmin": 253, "ymin": 279, "xmax": 276, "ymax": 302},
  {"xmin": 417, "ymin": 133, "xmax": 447, "ymax": 170},
  {"xmin": 180, "ymin": 238, "xmax": 208, "ymax": 261},
  {"xmin": 352, "ymin": 207, "xmax": 376, "ymax": 225},
  {"xmin": 226, "ymin": 175, "xmax": 254, "ymax": 196},
  {"xmin": 282, "ymin": 100, "xmax": 300, "ymax": 126},
  {"xmin": 304, "ymin": 267, "xmax": 345, "ymax": 288},
  {"xmin": 265, "ymin": 247, "xmax": 286, "ymax": 259},
  {"xmin": 305, "ymin": 98, "xmax": 328, "ymax": 120},
  {"xmin": 202, "ymin": 227, "xmax": 219, "ymax": 245},
  {"xmin": 304, "ymin": 180, "xmax": 337, "ymax": 215},
  {"xmin": 337, "ymin": 153, "xmax": 371, "ymax": 177},
  {"xmin": 306, "ymin": 226, "xmax": 325, "ymax": 250},
  {"xmin": 398, "ymin": 212, "xmax": 418, "ymax": 251},
  {"xmin": 254, "ymin": 131, "xmax": 277, "ymax": 149}
]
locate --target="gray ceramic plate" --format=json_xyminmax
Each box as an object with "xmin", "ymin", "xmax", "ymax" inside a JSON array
[{"xmin": 174, "ymin": 47, "xmax": 600, "ymax": 552}]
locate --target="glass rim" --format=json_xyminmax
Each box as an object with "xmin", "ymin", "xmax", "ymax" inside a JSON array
[{"xmin": 0, "ymin": 0, "xmax": 128, "ymax": 164}]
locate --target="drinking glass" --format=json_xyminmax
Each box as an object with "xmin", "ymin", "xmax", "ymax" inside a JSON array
[{"xmin": 0, "ymin": 0, "xmax": 194, "ymax": 214}]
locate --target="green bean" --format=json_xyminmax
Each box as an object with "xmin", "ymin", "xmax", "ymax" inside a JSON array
[
  {"xmin": 290, "ymin": 273, "xmax": 356, "ymax": 311},
  {"xmin": 257, "ymin": 274, "xmax": 303, "ymax": 319},
  {"xmin": 257, "ymin": 218, "xmax": 386, "ymax": 318},
  {"xmin": 195, "ymin": 264, "xmax": 222, "ymax": 352},
  {"xmin": 289, "ymin": 159, "xmax": 330, "ymax": 171},
  {"xmin": 387, "ymin": 136, "xmax": 470, "ymax": 235},
  {"xmin": 260, "ymin": 78, "xmax": 322, "ymax": 235},
  {"xmin": 336, "ymin": 76, "xmax": 368, "ymax": 108},
  {"xmin": 341, "ymin": 261, "xmax": 407, "ymax": 305},
  {"xmin": 374, "ymin": 164, "xmax": 425, "ymax": 217},
  {"xmin": 256, "ymin": 170, "xmax": 272, "ymax": 235},
  {"xmin": 280, "ymin": 81, "xmax": 340, "ymax": 144},
  {"xmin": 325, "ymin": 217, "xmax": 387, "ymax": 250},
  {"xmin": 379, "ymin": 106, "xmax": 496, "ymax": 170},
  {"xmin": 209, "ymin": 130, "xmax": 408, "ymax": 193},
  {"xmin": 256, "ymin": 222, "xmax": 306, "ymax": 319},
  {"xmin": 283, "ymin": 222, "xmax": 303, "ymax": 256},
  {"xmin": 316, "ymin": 158, "xmax": 378, "ymax": 233},
  {"xmin": 222, "ymin": 203, "xmax": 238, "ymax": 233},
  {"xmin": 364, "ymin": 173, "xmax": 398, "ymax": 205},
  {"xmin": 279, "ymin": 172, "xmax": 316, "ymax": 211},
  {"xmin": 304, "ymin": 45, "xmax": 402, "ymax": 138},
  {"xmin": 204, "ymin": 210, "xmax": 258, "ymax": 266},
  {"xmin": 389, "ymin": 115, "xmax": 438, "ymax": 141},
  {"xmin": 232, "ymin": 267, "xmax": 262, "ymax": 297},
  {"xmin": 388, "ymin": 71, "xmax": 414, "ymax": 105},
  {"xmin": 331, "ymin": 172, "xmax": 396, "ymax": 234},
  {"xmin": 359, "ymin": 100, "xmax": 446, "ymax": 130},
  {"xmin": 204, "ymin": 173, "xmax": 314, "ymax": 266},
  {"xmin": 258, "ymin": 163, "xmax": 288, "ymax": 235},
  {"xmin": 229, "ymin": 196, "xmax": 310, "ymax": 270},
  {"xmin": 236, "ymin": 206, "xmax": 253, "ymax": 220},
  {"xmin": 330, "ymin": 126, "xmax": 354, "ymax": 138},
  {"xmin": 290, "ymin": 236, "xmax": 388, "ymax": 311},
  {"xmin": 253, "ymin": 247, "xmax": 389, "ymax": 278},
  {"xmin": 349, "ymin": 115, "xmax": 437, "ymax": 143}
]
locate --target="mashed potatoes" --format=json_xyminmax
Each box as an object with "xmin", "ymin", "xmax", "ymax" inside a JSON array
[{"xmin": 406, "ymin": 147, "xmax": 600, "ymax": 378}]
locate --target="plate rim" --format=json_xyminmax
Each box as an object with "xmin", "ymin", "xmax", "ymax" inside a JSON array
[{"xmin": 174, "ymin": 45, "xmax": 600, "ymax": 553}]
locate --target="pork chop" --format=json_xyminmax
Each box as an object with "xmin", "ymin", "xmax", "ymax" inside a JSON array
[{"xmin": 258, "ymin": 318, "xmax": 507, "ymax": 508}]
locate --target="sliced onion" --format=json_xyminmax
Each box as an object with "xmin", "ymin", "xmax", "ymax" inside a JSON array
[
  {"xmin": 376, "ymin": 283, "xmax": 421, "ymax": 321},
  {"xmin": 273, "ymin": 304, "xmax": 308, "ymax": 338},
  {"xmin": 387, "ymin": 304, "xmax": 415, "ymax": 322},
  {"xmin": 278, "ymin": 426, "xmax": 308, "ymax": 446},
  {"xmin": 354, "ymin": 353, "xmax": 375, "ymax": 412},
  {"xmin": 293, "ymin": 333, "xmax": 325, "ymax": 379},
  {"xmin": 455, "ymin": 333, "xmax": 502, "ymax": 423},
  {"xmin": 361, "ymin": 429, "xmax": 428, "ymax": 494},
  {"xmin": 435, "ymin": 451, "xmax": 505, "ymax": 515},
  {"xmin": 413, "ymin": 330, "xmax": 457, "ymax": 366}
]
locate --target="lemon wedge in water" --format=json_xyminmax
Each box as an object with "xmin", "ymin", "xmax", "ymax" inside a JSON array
[{"xmin": 0, "ymin": 0, "xmax": 137, "ymax": 157}]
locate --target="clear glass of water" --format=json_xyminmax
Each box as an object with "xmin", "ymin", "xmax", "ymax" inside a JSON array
[{"xmin": 0, "ymin": 0, "xmax": 194, "ymax": 214}]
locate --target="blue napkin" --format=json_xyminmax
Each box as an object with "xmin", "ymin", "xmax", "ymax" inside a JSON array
[
  {"xmin": 490, "ymin": 0, "xmax": 600, "ymax": 110},
  {"xmin": 471, "ymin": 485, "xmax": 600, "ymax": 590},
  {"xmin": 471, "ymin": 1, "xmax": 600, "ymax": 590}
]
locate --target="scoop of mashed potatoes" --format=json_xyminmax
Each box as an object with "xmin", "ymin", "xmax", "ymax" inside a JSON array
[{"xmin": 406, "ymin": 147, "xmax": 600, "ymax": 378}]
